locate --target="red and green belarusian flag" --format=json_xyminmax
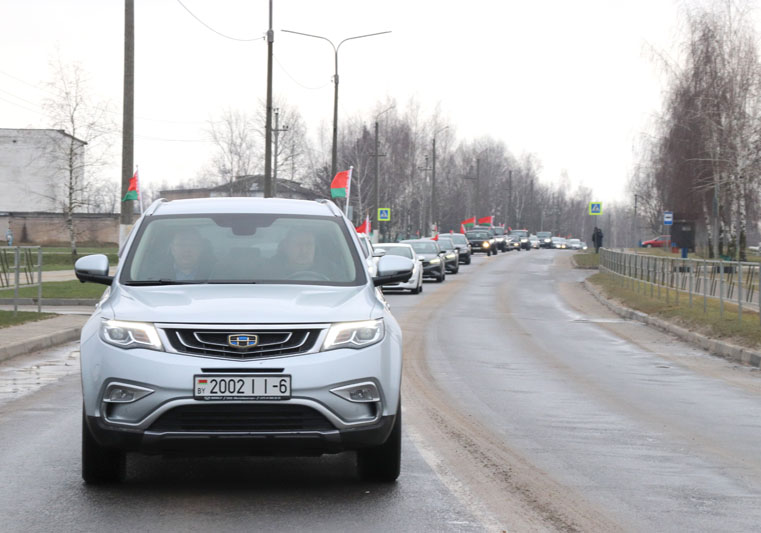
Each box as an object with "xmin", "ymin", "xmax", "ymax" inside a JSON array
[
  {"xmin": 122, "ymin": 170, "xmax": 140, "ymax": 202},
  {"xmin": 478, "ymin": 215, "xmax": 494, "ymax": 226},
  {"xmin": 355, "ymin": 214, "xmax": 371, "ymax": 234},
  {"xmin": 461, "ymin": 217, "xmax": 476, "ymax": 231},
  {"xmin": 330, "ymin": 169, "xmax": 352, "ymax": 198}
]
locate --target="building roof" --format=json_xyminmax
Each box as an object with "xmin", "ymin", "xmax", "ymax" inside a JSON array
[{"xmin": 0, "ymin": 128, "xmax": 87, "ymax": 145}]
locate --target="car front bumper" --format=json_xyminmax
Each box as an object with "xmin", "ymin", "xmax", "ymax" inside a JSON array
[{"xmin": 81, "ymin": 321, "xmax": 402, "ymax": 454}]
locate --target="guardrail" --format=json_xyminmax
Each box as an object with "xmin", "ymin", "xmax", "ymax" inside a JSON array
[
  {"xmin": 599, "ymin": 248, "xmax": 761, "ymax": 325},
  {"xmin": 0, "ymin": 246, "xmax": 43, "ymax": 314}
]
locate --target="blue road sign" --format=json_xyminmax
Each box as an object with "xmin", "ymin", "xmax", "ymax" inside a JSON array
[
  {"xmin": 378, "ymin": 208, "xmax": 391, "ymax": 222},
  {"xmin": 664, "ymin": 211, "xmax": 673, "ymax": 226},
  {"xmin": 589, "ymin": 202, "xmax": 603, "ymax": 215}
]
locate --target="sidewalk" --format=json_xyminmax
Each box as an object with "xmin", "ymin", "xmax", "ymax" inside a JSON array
[{"xmin": 0, "ymin": 314, "xmax": 89, "ymax": 363}]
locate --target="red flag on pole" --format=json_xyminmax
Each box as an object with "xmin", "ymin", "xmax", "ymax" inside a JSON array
[
  {"xmin": 355, "ymin": 214, "xmax": 371, "ymax": 234},
  {"xmin": 330, "ymin": 169, "xmax": 351, "ymax": 198}
]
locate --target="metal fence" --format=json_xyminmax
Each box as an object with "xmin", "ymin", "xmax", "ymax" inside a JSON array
[
  {"xmin": 599, "ymin": 248, "xmax": 761, "ymax": 325},
  {"xmin": 0, "ymin": 246, "xmax": 43, "ymax": 314}
]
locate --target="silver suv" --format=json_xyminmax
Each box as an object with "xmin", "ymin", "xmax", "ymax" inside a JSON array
[{"xmin": 75, "ymin": 198, "xmax": 413, "ymax": 484}]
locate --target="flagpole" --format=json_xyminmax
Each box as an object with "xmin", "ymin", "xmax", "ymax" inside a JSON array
[
  {"xmin": 345, "ymin": 166, "xmax": 353, "ymax": 217},
  {"xmin": 137, "ymin": 165, "xmax": 143, "ymax": 214}
]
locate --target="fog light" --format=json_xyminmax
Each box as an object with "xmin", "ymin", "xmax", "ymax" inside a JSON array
[
  {"xmin": 330, "ymin": 382, "xmax": 380, "ymax": 403},
  {"xmin": 103, "ymin": 382, "xmax": 154, "ymax": 403}
]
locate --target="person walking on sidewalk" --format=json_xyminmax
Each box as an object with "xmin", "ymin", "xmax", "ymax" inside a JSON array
[{"xmin": 592, "ymin": 227, "xmax": 603, "ymax": 253}]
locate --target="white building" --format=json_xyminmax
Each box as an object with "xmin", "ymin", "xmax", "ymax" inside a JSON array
[{"xmin": 0, "ymin": 128, "xmax": 86, "ymax": 212}]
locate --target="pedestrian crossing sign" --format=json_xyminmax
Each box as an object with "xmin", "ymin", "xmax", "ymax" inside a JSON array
[
  {"xmin": 589, "ymin": 202, "xmax": 603, "ymax": 215},
  {"xmin": 378, "ymin": 208, "xmax": 391, "ymax": 222}
]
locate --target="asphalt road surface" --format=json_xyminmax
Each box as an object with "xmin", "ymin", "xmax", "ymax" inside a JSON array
[{"xmin": 2, "ymin": 249, "xmax": 761, "ymax": 532}]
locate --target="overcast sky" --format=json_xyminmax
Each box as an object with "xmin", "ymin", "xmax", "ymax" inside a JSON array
[{"xmin": 1, "ymin": 0, "xmax": 693, "ymax": 204}]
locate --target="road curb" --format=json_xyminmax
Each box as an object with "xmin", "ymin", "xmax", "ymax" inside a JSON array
[
  {"xmin": 570, "ymin": 255, "xmax": 599, "ymax": 270},
  {"xmin": 583, "ymin": 278, "xmax": 761, "ymax": 368},
  {"xmin": 0, "ymin": 326, "xmax": 82, "ymax": 363},
  {"xmin": 0, "ymin": 298, "xmax": 98, "ymax": 306}
]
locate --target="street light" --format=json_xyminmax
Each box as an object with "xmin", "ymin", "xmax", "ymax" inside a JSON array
[
  {"xmin": 282, "ymin": 29, "xmax": 391, "ymax": 180},
  {"xmin": 431, "ymin": 126, "xmax": 448, "ymax": 233}
]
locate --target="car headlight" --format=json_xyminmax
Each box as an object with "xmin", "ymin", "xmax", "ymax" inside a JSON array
[
  {"xmin": 429, "ymin": 258, "xmax": 441, "ymax": 264},
  {"xmin": 446, "ymin": 253, "xmax": 455, "ymax": 259},
  {"xmin": 483, "ymin": 241, "xmax": 490, "ymax": 248},
  {"xmin": 100, "ymin": 319, "xmax": 163, "ymax": 350},
  {"xmin": 322, "ymin": 319, "xmax": 385, "ymax": 351},
  {"xmin": 521, "ymin": 238, "xmax": 528, "ymax": 242}
]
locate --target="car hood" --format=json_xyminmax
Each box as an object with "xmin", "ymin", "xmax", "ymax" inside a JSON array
[
  {"xmin": 417, "ymin": 253, "xmax": 440, "ymax": 261},
  {"xmin": 104, "ymin": 283, "xmax": 379, "ymax": 324}
]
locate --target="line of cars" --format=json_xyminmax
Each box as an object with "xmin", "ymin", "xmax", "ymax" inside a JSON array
[{"xmin": 356, "ymin": 232, "xmax": 473, "ymax": 293}]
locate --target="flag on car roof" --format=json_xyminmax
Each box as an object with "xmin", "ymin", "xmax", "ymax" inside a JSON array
[
  {"xmin": 122, "ymin": 170, "xmax": 139, "ymax": 202},
  {"xmin": 461, "ymin": 217, "xmax": 476, "ymax": 230},
  {"xmin": 459, "ymin": 224, "xmax": 466, "ymax": 234},
  {"xmin": 478, "ymin": 215, "xmax": 493, "ymax": 225},
  {"xmin": 355, "ymin": 214, "xmax": 371, "ymax": 234},
  {"xmin": 330, "ymin": 169, "xmax": 352, "ymax": 198},
  {"xmin": 431, "ymin": 234, "xmax": 439, "ymax": 241}
]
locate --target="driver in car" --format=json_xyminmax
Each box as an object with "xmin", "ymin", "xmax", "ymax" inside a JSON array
[{"xmin": 272, "ymin": 228, "xmax": 321, "ymax": 279}]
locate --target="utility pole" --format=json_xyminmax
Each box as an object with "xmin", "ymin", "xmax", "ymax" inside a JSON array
[
  {"xmin": 120, "ymin": 0, "xmax": 135, "ymax": 248},
  {"xmin": 713, "ymin": 181, "xmax": 719, "ymax": 259},
  {"xmin": 263, "ymin": 0, "xmax": 274, "ymax": 198},
  {"xmin": 507, "ymin": 169, "xmax": 513, "ymax": 227},
  {"xmin": 272, "ymin": 108, "xmax": 288, "ymax": 197},
  {"xmin": 418, "ymin": 156, "xmax": 432, "ymax": 235},
  {"xmin": 371, "ymin": 105, "xmax": 393, "ymax": 240}
]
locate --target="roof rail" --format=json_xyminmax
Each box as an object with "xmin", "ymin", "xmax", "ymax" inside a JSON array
[
  {"xmin": 144, "ymin": 198, "xmax": 168, "ymax": 216},
  {"xmin": 316, "ymin": 199, "xmax": 343, "ymax": 217}
]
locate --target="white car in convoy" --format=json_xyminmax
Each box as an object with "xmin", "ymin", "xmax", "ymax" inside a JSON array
[
  {"xmin": 75, "ymin": 198, "xmax": 414, "ymax": 484},
  {"xmin": 373, "ymin": 243, "xmax": 424, "ymax": 294}
]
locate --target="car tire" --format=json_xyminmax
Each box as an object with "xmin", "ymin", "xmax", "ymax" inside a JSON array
[
  {"xmin": 453, "ymin": 264, "xmax": 459, "ymax": 274},
  {"xmin": 646, "ymin": 244, "xmax": 652, "ymax": 248},
  {"xmin": 357, "ymin": 404, "xmax": 401, "ymax": 483},
  {"xmin": 82, "ymin": 410, "xmax": 125, "ymax": 484},
  {"xmin": 465, "ymin": 255, "xmax": 471, "ymax": 265}
]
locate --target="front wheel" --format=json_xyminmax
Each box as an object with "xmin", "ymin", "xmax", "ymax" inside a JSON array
[
  {"xmin": 357, "ymin": 405, "xmax": 401, "ymax": 482},
  {"xmin": 465, "ymin": 256, "xmax": 471, "ymax": 265},
  {"xmin": 82, "ymin": 411, "xmax": 125, "ymax": 484}
]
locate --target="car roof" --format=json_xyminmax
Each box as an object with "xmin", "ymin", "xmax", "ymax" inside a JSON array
[
  {"xmin": 376, "ymin": 242, "xmax": 413, "ymax": 249},
  {"xmin": 148, "ymin": 197, "xmax": 341, "ymax": 217}
]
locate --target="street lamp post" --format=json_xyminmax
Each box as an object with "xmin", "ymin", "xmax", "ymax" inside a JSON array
[
  {"xmin": 282, "ymin": 29, "xmax": 391, "ymax": 180},
  {"xmin": 431, "ymin": 126, "xmax": 448, "ymax": 233}
]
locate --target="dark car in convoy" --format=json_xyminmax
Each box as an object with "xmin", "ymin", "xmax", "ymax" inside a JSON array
[
  {"xmin": 505, "ymin": 235, "xmax": 521, "ymax": 251},
  {"xmin": 509, "ymin": 229, "xmax": 531, "ymax": 250},
  {"xmin": 536, "ymin": 231, "xmax": 553, "ymax": 248},
  {"xmin": 492, "ymin": 226, "xmax": 508, "ymax": 252},
  {"xmin": 435, "ymin": 236, "xmax": 460, "ymax": 274},
  {"xmin": 449, "ymin": 233, "xmax": 472, "ymax": 264},
  {"xmin": 402, "ymin": 239, "xmax": 447, "ymax": 282},
  {"xmin": 466, "ymin": 230, "xmax": 495, "ymax": 256},
  {"xmin": 473, "ymin": 225, "xmax": 500, "ymax": 253}
]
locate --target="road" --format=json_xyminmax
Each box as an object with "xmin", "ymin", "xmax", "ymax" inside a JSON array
[{"xmin": 2, "ymin": 250, "xmax": 761, "ymax": 531}]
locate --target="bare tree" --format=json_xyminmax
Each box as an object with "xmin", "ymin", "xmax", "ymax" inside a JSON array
[
  {"xmin": 42, "ymin": 55, "xmax": 115, "ymax": 258},
  {"xmin": 205, "ymin": 108, "xmax": 259, "ymax": 195}
]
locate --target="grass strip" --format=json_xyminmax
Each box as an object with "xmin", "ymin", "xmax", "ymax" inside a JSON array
[
  {"xmin": 0, "ymin": 280, "xmax": 106, "ymax": 299},
  {"xmin": 573, "ymin": 252, "xmax": 600, "ymax": 269},
  {"xmin": 589, "ymin": 271, "xmax": 761, "ymax": 349},
  {"xmin": 0, "ymin": 310, "xmax": 57, "ymax": 329}
]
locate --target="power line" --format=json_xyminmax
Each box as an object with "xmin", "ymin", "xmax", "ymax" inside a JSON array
[
  {"xmin": 273, "ymin": 54, "xmax": 332, "ymax": 91},
  {"xmin": 175, "ymin": 0, "xmax": 264, "ymax": 42}
]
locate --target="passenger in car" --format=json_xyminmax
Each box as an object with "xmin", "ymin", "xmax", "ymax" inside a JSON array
[{"xmin": 169, "ymin": 228, "xmax": 211, "ymax": 280}]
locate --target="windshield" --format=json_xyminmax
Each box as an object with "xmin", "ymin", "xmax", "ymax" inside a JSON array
[
  {"xmin": 407, "ymin": 241, "xmax": 439, "ymax": 254},
  {"xmin": 493, "ymin": 228, "xmax": 505, "ymax": 235},
  {"xmin": 437, "ymin": 237, "xmax": 455, "ymax": 250},
  {"xmin": 375, "ymin": 245, "xmax": 413, "ymax": 259},
  {"xmin": 450, "ymin": 234, "xmax": 468, "ymax": 244},
  {"xmin": 510, "ymin": 230, "xmax": 528, "ymax": 238},
  {"xmin": 537, "ymin": 231, "xmax": 552, "ymax": 239},
  {"xmin": 466, "ymin": 232, "xmax": 489, "ymax": 240},
  {"xmin": 121, "ymin": 214, "xmax": 364, "ymax": 285}
]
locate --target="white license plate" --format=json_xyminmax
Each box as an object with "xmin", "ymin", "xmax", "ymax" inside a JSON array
[{"xmin": 194, "ymin": 375, "xmax": 291, "ymax": 400}]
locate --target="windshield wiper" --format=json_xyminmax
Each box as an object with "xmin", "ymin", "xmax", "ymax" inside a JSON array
[
  {"xmin": 207, "ymin": 280, "xmax": 257, "ymax": 284},
  {"xmin": 122, "ymin": 279, "xmax": 200, "ymax": 286}
]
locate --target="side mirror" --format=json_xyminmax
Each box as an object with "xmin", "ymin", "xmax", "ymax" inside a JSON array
[
  {"xmin": 373, "ymin": 255, "xmax": 414, "ymax": 287},
  {"xmin": 372, "ymin": 249, "xmax": 386, "ymax": 258},
  {"xmin": 75, "ymin": 254, "xmax": 113, "ymax": 286}
]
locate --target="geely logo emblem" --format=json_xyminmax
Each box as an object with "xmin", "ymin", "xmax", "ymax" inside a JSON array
[{"xmin": 228, "ymin": 334, "xmax": 259, "ymax": 348}]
